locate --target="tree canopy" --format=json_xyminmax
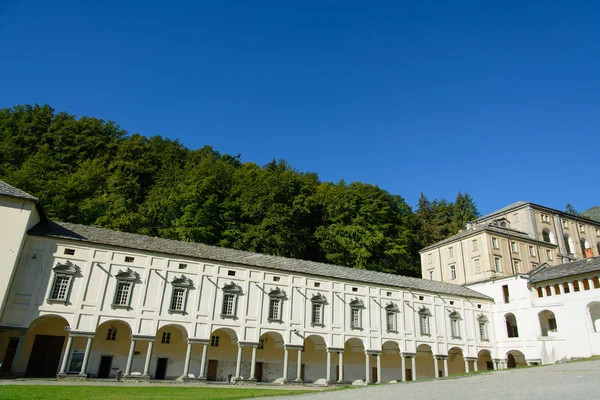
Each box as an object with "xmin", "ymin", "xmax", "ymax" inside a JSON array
[{"xmin": 0, "ymin": 104, "xmax": 480, "ymax": 277}]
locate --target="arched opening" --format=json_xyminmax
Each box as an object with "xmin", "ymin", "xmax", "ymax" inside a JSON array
[
  {"xmin": 90, "ymin": 320, "xmax": 133, "ymax": 378},
  {"xmin": 542, "ymin": 229, "xmax": 555, "ymax": 244},
  {"xmin": 206, "ymin": 328, "xmax": 238, "ymax": 382},
  {"xmin": 22, "ymin": 315, "xmax": 70, "ymax": 378},
  {"xmin": 553, "ymin": 284, "xmax": 561, "ymax": 295},
  {"xmin": 564, "ymin": 234, "xmax": 574, "ymax": 255},
  {"xmin": 381, "ymin": 341, "xmax": 401, "ymax": 383},
  {"xmin": 563, "ymin": 282, "xmax": 570, "ymax": 294},
  {"xmin": 588, "ymin": 302, "xmax": 600, "ymax": 333},
  {"xmin": 505, "ymin": 313, "xmax": 519, "ymax": 338},
  {"xmin": 148, "ymin": 324, "xmax": 189, "ymax": 380},
  {"xmin": 343, "ymin": 337, "xmax": 365, "ymax": 383},
  {"xmin": 573, "ymin": 280, "xmax": 580, "ymax": 292},
  {"xmin": 415, "ymin": 344, "xmax": 435, "ymax": 379},
  {"xmin": 581, "ymin": 238, "xmax": 591, "ymax": 256},
  {"xmin": 302, "ymin": 335, "xmax": 327, "ymax": 383},
  {"xmin": 537, "ymin": 287, "xmax": 544, "ymax": 298},
  {"xmin": 545, "ymin": 285, "xmax": 552, "ymax": 296},
  {"xmin": 593, "ymin": 277, "xmax": 600, "ymax": 289},
  {"xmin": 583, "ymin": 279, "xmax": 591, "ymax": 291},
  {"xmin": 447, "ymin": 347, "xmax": 465, "ymax": 375},
  {"xmin": 256, "ymin": 331, "xmax": 285, "ymax": 382},
  {"xmin": 477, "ymin": 350, "xmax": 493, "ymax": 371},
  {"xmin": 506, "ymin": 350, "xmax": 526, "ymax": 368},
  {"xmin": 538, "ymin": 310, "xmax": 558, "ymax": 337}
]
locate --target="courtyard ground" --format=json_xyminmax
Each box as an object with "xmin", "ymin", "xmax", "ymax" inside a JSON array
[{"xmin": 257, "ymin": 358, "xmax": 600, "ymax": 400}]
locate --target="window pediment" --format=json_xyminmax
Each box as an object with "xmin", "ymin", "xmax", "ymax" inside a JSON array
[
  {"xmin": 449, "ymin": 310, "xmax": 462, "ymax": 320},
  {"xmin": 385, "ymin": 302, "xmax": 400, "ymax": 313},
  {"xmin": 268, "ymin": 287, "xmax": 286, "ymax": 299},
  {"xmin": 53, "ymin": 260, "xmax": 78, "ymax": 275},
  {"xmin": 171, "ymin": 275, "xmax": 193, "ymax": 288},
  {"xmin": 311, "ymin": 293, "xmax": 327, "ymax": 304},
  {"xmin": 223, "ymin": 282, "xmax": 242, "ymax": 294},
  {"xmin": 349, "ymin": 298, "xmax": 364, "ymax": 308},
  {"xmin": 115, "ymin": 268, "xmax": 138, "ymax": 282},
  {"xmin": 418, "ymin": 306, "xmax": 431, "ymax": 316},
  {"xmin": 477, "ymin": 314, "xmax": 489, "ymax": 323}
]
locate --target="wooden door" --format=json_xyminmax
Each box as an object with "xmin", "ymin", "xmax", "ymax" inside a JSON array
[
  {"xmin": 372, "ymin": 366, "xmax": 377, "ymax": 383},
  {"xmin": 26, "ymin": 335, "xmax": 64, "ymax": 377},
  {"xmin": 301, "ymin": 364, "xmax": 305, "ymax": 381},
  {"xmin": 255, "ymin": 362, "xmax": 263, "ymax": 382},
  {"xmin": 405, "ymin": 369, "xmax": 412, "ymax": 381},
  {"xmin": 335, "ymin": 365, "xmax": 339, "ymax": 381},
  {"xmin": 97, "ymin": 356, "xmax": 112, "ymax": 378},
  {"xmin": 207, "ymin": 360, "xmax": 218, "ymax": 381},
  {"xmin": 155, "ymin": 358, "xmax": 168, "ymax": 380}
]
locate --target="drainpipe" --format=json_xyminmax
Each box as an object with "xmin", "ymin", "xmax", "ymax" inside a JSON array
[
  {"xmin": 437, "ymin": 248, "xmax": 444, "ymax": 282},
  {"xmin": 459, "ymin": 239, "xmax": 468, "ymax": 285}
]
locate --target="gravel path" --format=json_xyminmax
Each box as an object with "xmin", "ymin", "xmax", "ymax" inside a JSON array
[{"xmin": 257, "ymin": 359, "xmax": 600, "ymax": 400}]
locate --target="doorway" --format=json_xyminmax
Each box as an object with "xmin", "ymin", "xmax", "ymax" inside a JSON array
[
  {"xmin": 155, "ymin": 358, "xmax": 168, "ymax": 380},
  {"xmin": 0, "ymin": 337, "xmax": 19, "ymax": 373},
  {"xmin": 372, "ymin": 366, "xmax": 377, "ymax": 383},
  {"xmin": 255, "ymin": 362, "xmax": 263, "ymax": 382},
  {"xmin": 207, "ymin": 359, "xmax": 218, "ymax": 381},
  {"xmin": 405, "ymin": 369, "xmax": 412, "ymax": 381},
  {"xmin": 25, "ymin": 335, "xmax": 65, "ymax": 377},
  {"xmin": 97, "ymin": 356, "xmax": 113, "ymax": 378}
]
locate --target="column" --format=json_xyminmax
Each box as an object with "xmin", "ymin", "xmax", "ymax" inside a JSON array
[
  {"xmin": 199, "ymin": 343, "xmax": 208, "ymax": 379},
  {"xmin": 326, "ymin": 350, "xmax": 332, "ymax": 381},
  {"xmin": 443, "ymin": 358, "xmax": 449, "ymax": 377},
  {"xmin": 568, "ymin": 282, "xmax": 574, "ymax": 293},
  {"xmin": 492, "ymin": 360, "xmax": 498, "ymax": 370},
  {"xmin": 464, "ymin": 359, "xmax": 470, "ymax": 373},
  {"xmin": 142, "ymin": 341, "xmax": 154, "ymax": 377},
  {"xmin": 473, "ymin": 359, "xmax": 478, "ymax": 372},
  {"xmin": 296, "ymin": 349, "xmax": 303, "ymax": 382},
  {"xmin": 11, "ymin": 333, "xmax": 25, "ymax": 373},
  {"xmin": 182, "ymin": 342, "xmax": 193, "ymax": 378},
  {"xmin": 365, "ymin": 352, "xmax": 370, "ymax": 384},
  {"xmin": 235, "ymin": 344, "xmax": 243, "ymax": 379},
  {"xmin": 124, "ymin": 339, "xmax": 136, "ymax": 376},
  {"xmin": 401, "ymin": 354, "xmax": 406, "ymax": 382},
  {"xmin": 282, "ymin": 347, "xmax": 289, "ymax": 382},
  {"xmin": 433, "ymin": 356, "xmax": 439, "ymax": 378},
  {"xmin": 337, "ymin": 352, "xmax": 343, "ymax": 383},
  {"xmin": 411, "ymin": 356, "xmax": 416, "ymax": 381},
  {"xmin": 251, "ymin": 346, "xmax": 258, "ymax": 380},
  {"xmin": 78, "ymin": 336, "xmax": 93, "ymax": 376},
  {"xmin": 376, "ymin": 354, "xmax": 382, "ymax": 384},
  {"xmin": 58, "ymin": 335, "xmax": 73, "ymax": 375}
]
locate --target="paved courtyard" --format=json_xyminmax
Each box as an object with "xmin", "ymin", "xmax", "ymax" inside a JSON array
[{"xmin": 259, "ymin": 359, "xmax": 600, "ymax": 400}]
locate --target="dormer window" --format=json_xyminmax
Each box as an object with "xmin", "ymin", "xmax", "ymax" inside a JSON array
[
  {"xmin": 449, "ymin": 311, "xmax": 462, "ymax": 339},
  {"xmin": 169, "ymin": 276, "xmax": 193, "ymax": 314},
  {"xmin": 267, "ymin": 287, "xmax": 286, "ymax": 322},
  {"xmin": 418, "ymin": 307, "xmax": 431, "ymax": 336},
  {"xmin": 47, "ymin": 261, "xmax": 78, "ymax": 304},
  {"xmin": 221, "ymin": 282, "xmax": 241, "ymax": 319},
  {"xmin": 349, "ymin": 298, "xmax": 364, "ymax": 330},
  {"xmin": 385, "ymin": 302, "xmax": 400, "ymax": 333},
  {"xmin": 311, "ymin": 293, "xmax": 327, "ymax": 327},
  {"xmin": 112, "ymin": 269, "xmax": 138, "ymax": 310}
]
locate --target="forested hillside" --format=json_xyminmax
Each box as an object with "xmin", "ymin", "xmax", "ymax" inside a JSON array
[{"xmin": 0, "ymin": 105, "xmax": 479, "ymax": 276}]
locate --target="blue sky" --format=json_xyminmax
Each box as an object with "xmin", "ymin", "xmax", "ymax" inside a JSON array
[{"xmin": 1, "ymin": 1, "xmax": 598, "ymax": 215}]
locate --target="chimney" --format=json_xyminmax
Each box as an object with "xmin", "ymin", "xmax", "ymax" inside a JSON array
[{"xmin": 585, "ymin": 248, "xmax": 594, "ymax": 259}]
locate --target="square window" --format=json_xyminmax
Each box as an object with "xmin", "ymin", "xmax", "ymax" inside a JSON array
[
  {"xmin": 419, "ymin": 296, "xmax": 424, "ymax": 301},
  {"xmin": 477, "ymin": 304, "xmax": 482, "ymax": 309},
  {"xmin": 273, "ymin": 276, "xmax": 280, "ymax": 282},
  {"xmin": 178, "ymin": 263, "xmax": 187, "ymax": 270},
  {"xmin": 386, "ymin": 291, "xmax": 392, "ymax": 297},
  {"xmin": 64, "ymin": 248, "xmax": 75, "ymax": 255},
  {"xmin": 352, "ymin": 287, "xmax": 358, "ymax": 292},
  {"xmin": 449, "ymin": 300, "xmax": 454, "ymax": 305},
  {"xmin": 124, "ymin": 256, "xmax": 134, "ymax": 263},
  {"xmin": 106, "ymin": 327, "xmax": 117, "ymax": 341},
  {"xmin": 227, "ymin": 270, "xmax": 236, "ymax": 276},
  {"xmin": 161, "ymin": 332, "xmax": 171, "ymax": 344},
  {"xmin": 211, "ymin": 335, "xmax": 220, "ymax": 347},
  {"xmin": 314, "ymin": 282, "xmax": 321, "ymax": 288}
]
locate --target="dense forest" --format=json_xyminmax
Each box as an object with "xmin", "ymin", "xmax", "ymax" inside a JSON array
[{"xmin": 0, "ymin": 105, "xmax": 480, "ymax": 276}]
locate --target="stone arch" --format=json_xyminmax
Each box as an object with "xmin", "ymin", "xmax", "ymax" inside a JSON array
[
  {"xmin": 149, "ymin": 324, "xmax": 189, "ymax": 379},
  {"xmin": 21, "ymin": 315, "xmax": 70, "ymax": 378},
  {"xmin": 573, "ymin": 280, "xmax": 580, "ymax": 292},
  {"xmin": 301, "ymin": 334, "xmax": 328, "ymax": 383},
  {"xmin": 553, "ymin": 283, "xmax": 561, "ymax": 295},
  {"xmin": 343, "ymin": 337, "xmax": 366, "ymax": 383},
  {"xmin": 447, "ymin": 347, "xmax": 465, "ymax": 375},
  {"xmin": 564, "ymin": 234, "xmax": 574, "ymax": 255},
  {"xmin": 506, "ymin": 350, "xmax": 526, "ymax": 368},
  {"xmin": 415, "ymin": 343, "xmax": 435, "ymax": 379},
  {"xmin": 205, "ymin": 327, "xmax": 240, "ymax": 382},
  {"xmin": 381, "ymin": 341, "xmax": 401, "ymax": 382},
  {"xmin": 477, "ymin": 349, "xmax": 493, "ymax": 371},
  {"xmin": 588, "ymin": 302, "xmax": 600, "ymax": 332},
  {"xmin": 542, "ymin": 228, "xmax": 555, "ymax": 244},
  {"xmin": 256, "ymin": 331, "xmax": 286, "ymax": 382},
  {"xmin": 537, "ymin": 287, "xmax": 544, "ymax": 298},
  {"xmin": 581, "ymin": 238, "xmax": 591, "ymax": 255},
  {"xmin": 89, "ymin": 319, "xmax": 134, "ymax": 378},
  {"xmin": 538, "ymin": 310, "xmax": 558, "ymax": 337},
  {"xmin": 505, "ymin": 313, "xmax": 519, "ymax": 338},
  {"xmin": 593, "ymin": 276, "xmax": 600, "ymax": 289},
  {"xmin": 545, "ymin": 285, "xmax": 552, "ymax": 296},
  {"xmin": 582, "ymin": 278, "xmax": 591, "ymax": 291}
]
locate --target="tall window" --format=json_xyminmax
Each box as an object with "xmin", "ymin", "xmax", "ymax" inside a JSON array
[
  {"xmin": 505, "ymin": 313, "xmax": 519, "ymax": 338},
  {"xmin": 511, "ymin": 242, "xmax": 518, "ymax": 253},
  {"xmin": 478, "ymin": 315, "xmax": 489, "ymax": 341},
  {"xmin": 47, "ymin": 261, "xmax": 77, "ymax": 304},
  {"xmin": 450, "ymin": 265, "xmax": 456, "ymax": 280},
  {"xmin": 267, "ymin": 287, "xmax": 286, "ymax": 322},
  {"xmin": 472, "ymin": 239, "xmax": 478, "ymax": 251},
  {"xmin": 221, "ymin": 282, "xmax": 241, "ymax": 318},
  {"xmin": 494, "ymin": 257, "xmax": 502, "ymax": 272},
  {"xmin": 492, "ymin": 238, "xmax": 500, "ymax": 249},
  {"xmin": 385, "ymin": 303, "xmax": 399, "ymax": 333},
  {"xmin": 564, "ymin": 234, "xmax": 574, "ymax": 255},
  {"xmin": 474, "ymin": 258, "xmax": 481, "ymax": 274},
  {"xmin": 112, "ymin": 269, "xmax": 138, "ymax": 309},
  {"xmin": 106, "ymin": 327, "xmax": 117, "ymax": 341},
  {"xmin": 211, "ymin": 335, "xmax": 220, "ymax": 347},
  {"xmin": 349, "ymin": 298, "xmax": 364, "ymax": 330},
  {"xmin": 449, "ymin": 247, "xmax": 454, "ymax": 257},
  {"xmin": 311, "ymin": 293, "xmax": 327, "ymax": 327},
  {"xmin": 546, "ymin": 249, "xmax": 553, "ymax": 261},
  {"xmin": 529, "ymin": 246, "xmax": 536, "ymax": 257},
  {"xmin": 449, "ymin": 312, "xmax": 461, "ymax": 338},
  {"xmin": 169, "ymin": 276, "xmax": 192, "ymax": 314},
  {"xmin": 419, "ymin": 307, "xmax": 431, "ymax": 336},
  {"xmin": 514, "ymin": 260, "xmax": 521, "ymax": 273},
  {"xmin": 161, "ymin": 332, "xmax": 171, "ymax": 344},
  {"xmin": 428, "ymin": 253, "xmax": 432, "ymax": 264},
  {"xmin": 429, "ymin": 270, "xmax": 434, "ymax": 280}
]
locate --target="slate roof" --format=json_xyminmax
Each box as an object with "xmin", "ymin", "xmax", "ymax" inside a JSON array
[
  {"xmin": 475, "ymin": 201, "xmax": 600, "ymax": 227},
  {"xmin": 529, "ymin": 257, "xmax": 600, "ymax": 283},
  {"xmin": 475, "ymin": 201, "xmax": 528, "ymax": 222},
  {"xmin": 0, "ymin": 179, "xmax": 38, "ymax": 201},
  {"xmin": 29, "ymin": 221, "xmax": 492, "ymax": 300},
  {"xmin": 419, "ymin": 223, "xmax": 552, "ymax": 253}
]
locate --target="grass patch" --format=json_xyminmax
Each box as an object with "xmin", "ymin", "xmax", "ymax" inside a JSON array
[{"xmin": 0, "ymin": 385, "xmax": 316, "ymax": 400}]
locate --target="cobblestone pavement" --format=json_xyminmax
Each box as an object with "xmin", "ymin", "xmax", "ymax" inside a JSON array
[{"xmin": 258, "ymin": 359, "xmax": 600, "ymax": 400}]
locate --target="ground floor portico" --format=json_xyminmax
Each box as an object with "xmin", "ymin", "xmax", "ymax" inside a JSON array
[{"xmin": 0, "ymin": 314, "xmax": 504, "ymax": 385}]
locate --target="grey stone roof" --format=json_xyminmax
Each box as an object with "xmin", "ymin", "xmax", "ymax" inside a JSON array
[
  {"xmin": 29, "ymin": 221, "xmax": 492, "ymax": 300},
  {"xmin": 0, "ymin": 179, "xmax": 38, "ymax": 201},
  {"xmin": 475, "ymin": 201, "xmax": 600, "ymax": 227},
  {"xmin": 475, "ymin": 201, "xmax": 529, "ymax": 222},
  {"xmin": 419, "ymin": 223, "xmax": 552, "ymax": 253},
  {"xmin": 529, "ymin": 257, "xmax": 600, "ymax": 283}
]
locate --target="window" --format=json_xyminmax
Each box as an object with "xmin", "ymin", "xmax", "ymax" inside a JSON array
[
  {"xmin": 492, "ymin": 238, "xmax": 500, "ymax": 249},
  {"xmin": 48, "ymin": 261, "xmax": 77, "ymax": 304},
  {"xmin": 579, "ymin": 224, "xmax": 585, "ymax": 233},
  {"xmin": 478, "ymin": 315, "xmax": 489, "ymax": 341},
  {"xmin": 418, "ymin": 307, "xmax": 431, "ymax": 336},
  {"xmin": 428, "ymin": 270, "xmax": 434, "ymax": 280},
  {"xmin": 312, "ymin": 303, "xmax": 323, "ymax": 326},
  {"xmin": 267, "ymin": 287, "xmax": 285, "ymax": 322},
  {"xmin": 502, "ymin": 285, "xmax": 510, "ymax": 303},
  {"xmin": 564, "ymin": 234, "xmax": 574, "ymax": 255},
  {"xmin": 178, "ymin": 263, "xmax": 187, "ymax": 270},
  {"xmin": 562, "ymin": 219, "xmax": 569, "ymax": 229},
  {"xmin": 450, "ymin": 265, "xmax": 456, "ymax": 280},
  {"xmin": 124, "ymin": 256, "xmax": 135, "ymax": 263},
  {"xmin": 273, "ymin": 276, "xmax": 280, "ymax": 282},
  {"xmin": 514, "ymin": 260, "xmax": 521, "ymax": 273},
  {"xmin": 385, "ymin": 303, "xmax": 399, "ymax": 333},
  {"xmin": 449, "ymin": 300, "xmax": 454, "ymax": 305},
  {"xmin": 64, "ymin": 248, "xmax": 75, "ymax": 255},
  {"xmin": 221, "ymin": 282, "xmax": 241, "ymax": 318},
  {"xmin": 542, "ymin": 229, "xmax": 555, "ymax": 244},
  {"xmin": 595, "ymin": 229, "xmax": 600, "ymax": 237},
  {"xmin": 169, "ymin": 276, "xmax": 192, "ymax": 314},
  {"xmin": 161, "ymin": 332, "xmax": 171, "ymax": 344},
  {"xmin": 472, "ymin": 239, "xmax": 478, "ymax": 251},
  {"xmin": 352, "ymin": 287, "xmax": 358, "ymax": 292},
  {"xmin": 474, "ymin": 258, "xmax": 481, "ymax": 274},
  {"xmin": 67, "ymin": 350, "xmax": 85, "ymax": 373},
  {"xmin": 106, "ymin": 327, "xmax": 117, "ymax": 341},
  {"xmin": 539, "ymin": 310, "xmax": 558, "ymax": 336},
  {"xmin": 513, "ymin": 214, "xmax": 520, "ymax": 224},
  {"xmin": 511, "ymin": 242, "xmax": 518, "ymax": 253},
  {"xmin": 477, "ymin": 304, "xmax": 482, "ymax": 309},
  {"xmin": 450, "ymin": 312, "xmax": 461, "ymax": 338},
  {"xmin": 494, "ymin": 257, "xmax": 502, "ymax": 272},
  {"xmin": 541, "ymin": 214, "xmax": 550, "ymax": 223},
  {"xmin": 211, "ymin": 335, "xmax": 220, "ymax": 347},
  {"xmin": 449, "ymin": 247, "xmax": 454, "ymax": 258},
  {"xmin": 349, "ymin": 298, "xmax": 364, "ymax": 330},
  {"xmin": 258, "ymin": 339, "xmax": 265, "ymax": 349},
  {"xmin": 386, "ymin": 291, "xmax": 392, "ymax": 297},
  {"xmin": 529, "ymin": 246, "xmax": 536, "ymax": 257},
  {"xmin": 419, "ymin": 296, "xmax": 424, "ymax": 301},
  {"xmin": 546, "ymin": 249, "xmax": 553, "ymax": 261},
  {"xmin": 227, "ymin": 270, "xmax": 236, "ymax": 276},
  {"xmin": 428, "ymin": 253, "xmax": 432, "ymax": 264},
  {"xmin": 505, "ymin": 313, "xmax": 519, "ymax": 338},
  {"xmin": 112, "ymin": 269, "xmax": 137, "ymax": 309},
  {"xmin": 314, "ymin": 282, "xmax": 321, "ymax": 288}
]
